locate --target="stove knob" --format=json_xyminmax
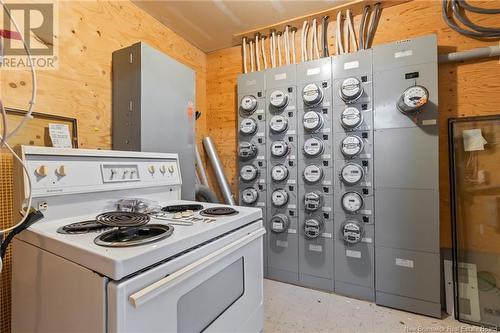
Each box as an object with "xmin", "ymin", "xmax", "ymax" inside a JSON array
[
  {"xmin": 56, "ymin": 165, "xmax": 67, "ymax": 177},
  {"xmin": 160, "ymin": 165, "xmax": 166, "ymax": 174},
  {"xmin": 148, "ymin": 165, "xmax": 156, "ymax": 174},
  {"xmin": 35, "ymin": 165, "xmax": 48, "ymax": 177},
  {"xmin": 168, "ymin": 165, "xmax": 174, "ymax": 174}
]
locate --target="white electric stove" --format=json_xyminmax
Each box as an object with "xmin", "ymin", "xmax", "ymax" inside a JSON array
[{"xmin": 11, "ymin": 146, "xmax": 264, "ymax": 333}]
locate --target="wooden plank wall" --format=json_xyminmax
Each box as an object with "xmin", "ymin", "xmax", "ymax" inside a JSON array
[
  {"xmin": 205, "ymin": 0, "xmax": 500, "ymax": 249},
  {"xmin": 1, "ymin": 1, "xmax": 208, "ymax": 148},
  {"xmin": 0, "ymin": 2, "xmax": 207, "ymax": 332}
]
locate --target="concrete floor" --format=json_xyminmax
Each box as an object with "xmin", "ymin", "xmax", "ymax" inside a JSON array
[{"xmin": 263, "ymin": 279, "xmax": 481, "ymax": 333}]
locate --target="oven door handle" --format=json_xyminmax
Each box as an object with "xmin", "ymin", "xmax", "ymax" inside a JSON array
[{"xmin": 128, "ymin": 227, "xmax": 265, "ymax": 308}]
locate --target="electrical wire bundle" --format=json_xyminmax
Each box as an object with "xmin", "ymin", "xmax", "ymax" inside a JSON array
[
  {"xmin": 358, "ymin": 3, "xmax": 382, "ymax": 50},
  {"xmin": 442, "ymin": 0, "xmax": 500, "ymax": 38},
  {"xmin": 240, "ymin": 3, "xmax": 385, "ymax": 70},
  {"xmin": 0, "ymin": 0, "xmax": 37, "ymax": 272}
]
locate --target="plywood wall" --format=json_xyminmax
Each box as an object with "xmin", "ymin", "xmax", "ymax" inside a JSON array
[
  {"xmin": 1, "ymin": 1, "xmax": 208, "ymax": 148},
  {"xmin": 205, "ymin": 0, "xmax": 500, "ymax": 248},
  {"xmin": 0, "ymin": 2, "xmax": 207, "ymax": 332}
]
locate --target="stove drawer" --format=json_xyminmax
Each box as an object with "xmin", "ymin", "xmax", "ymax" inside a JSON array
[{"xmin": 108, "ymin": 222, "xmax": 265, "ymax": 333}]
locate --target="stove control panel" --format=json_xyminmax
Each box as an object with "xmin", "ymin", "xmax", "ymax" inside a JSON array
[{"xmin": 17, "ymin": 146, "xmax": 182, "ymax": 197}]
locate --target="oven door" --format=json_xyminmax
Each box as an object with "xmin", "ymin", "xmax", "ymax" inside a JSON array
[{"xmin": 107, "ymin": 221, "xmax": 265, "ymax": 333}]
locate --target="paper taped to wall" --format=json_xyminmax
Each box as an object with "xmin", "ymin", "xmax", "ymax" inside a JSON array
[
  {"xmin": 463, "ymin": 129, "xmax": 487, "ymax": 152},
  {"xmin": 49, "ymin": 124, "xmax": 72, "ymax": 148}
]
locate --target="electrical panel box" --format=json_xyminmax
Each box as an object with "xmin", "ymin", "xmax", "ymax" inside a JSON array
[
  {"xmin": 373, "ymin": 34, "xmax": 440, "ymax": 318},
  {"xmin": 332, "ymin": 49, "xmax": 375, "ymax": 301},
  {"xmin": 236, "ymin": 35, "xmax": 440, "ymax": 317},
  {"xmin": 296, "ymin": 58, "xmax": 334, "ymax": 291},
  {"xmin": 237, "ymin": 71, "xmax": 268, "ymax": 273},
  {"xmin": 264, "ymin": 65, "xmax": 300, "ymax": 284},
  {"xmin": 112, "ymin": 42, "xmax": 196, "ymax": 200}
]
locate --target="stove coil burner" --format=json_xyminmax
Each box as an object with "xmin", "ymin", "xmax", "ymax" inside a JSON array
[
  {"xmin": 94, "ymin": 224, "xmax": 174, "ymax": 247},
  {"xmin": 57, "ymin": 221, "xmax": 111, "ymax": 234},
  {"xmin": 199, "ymin": 207, "xmax": 239, "ymax": 217},
  {"xmin": 96, "ymin": 211, "xmax": 150, "ymax": 228}
]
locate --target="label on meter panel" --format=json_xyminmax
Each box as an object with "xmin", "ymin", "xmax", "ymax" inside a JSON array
[
  {"xmin": 276, "ymin": 240, "xmax": 288, "ymax": 248},
  {"xmin": 395, "ymin": 258, "xmax": 414, "ymax": 268},
  {"xmin": 307, "ymin": 67, "xmax": 321, "ymax": 76},
  {"xmin": 346, "ymin": 250, "xmax": 362, "ymax": 258},
  {"xmin": 344, "ymin": 61, "xmax": 359, "ymax": 70},
  {"xmin": 309, "ymin": 244, "xmax": 323, "ymax": 252}
]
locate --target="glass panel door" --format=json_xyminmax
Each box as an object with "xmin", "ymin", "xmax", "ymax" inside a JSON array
[{"xmin": 449, "ymin": 115, "xmax": 500, "ymax": 328}]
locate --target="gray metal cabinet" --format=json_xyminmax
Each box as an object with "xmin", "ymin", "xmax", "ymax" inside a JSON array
[{"xmin": 112, "ymin": 42, "xmax": 196, "ymax": 199}]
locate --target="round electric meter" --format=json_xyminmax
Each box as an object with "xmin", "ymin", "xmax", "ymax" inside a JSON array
[
  {"xmin": 269, "ymin": 115, "xmax": 288, "ymax": 133},
  {"xmin": 302, "ymin": 83, "xmax": 323, "ymax": 106},
  {"xmin": 303, "ymin": 111, "xmax": 324, "ymax": 132},
  {"xmin": 341, "ymin": 135, "xmax": 364, "ymax": 158},
  {"xmin": 342, "ymin": 220, "xmax": 364, "ymax": 244},
  {"xmin": 340, "ymin": 106, "xmax": 363, "ymax": 129},
  {"xmin": 240, "ymin": 165, "xmax": 258, "ymax": 182},
  {"xmin": 341, "ymin": 191, "xmax": 363, "ymax": 213},
  {"xmin": 304, "ymin": 219, "xmax": 324, "ymax": 239},
  {"xmin": 270, "ymin": 90, "xmax": 288, "ymax": 109},
  {"xmin": 270, "ymin": 141, "xmax": 289, "ymax": 157},
  {"xmin": 240, "ymin": 118, "xmax": 258, "ymax": 135},
  {"xmin": 340, "ymin": 163, "xmax": 364, "ymax": 185},
  {"xmin": 241, "ymin": 188, "xmax": 258, "ymax": 205},
  {"xmin": 271, "ymin": 214, "xmax": 289, "ymax": 233},
  {"xmin": 303, "ymin": 164, "xmax": 323, "ymax": 184},
  {"xmin": 240, "ymin": 95, "xmax": 257, "ymax": 114},
  {"xmin": 271, "ymin": 164, "xmax": 288, "ymax": 182},
  {"xmin": 238, "ymin": 142, "xmax": 257, "ymax": 160},
  {"xmin": 271, "ymin": 189, "xmax": 289, "ymax": 207},
  {"xmin": 303, "ymin": 137, "xmax": 324, "ymax": 157},
  {"xmin": 304, "ymin": 191, "xmax": 322, "ymax": 211},
  {"xmin": 397, "ymin": 85, "xmax": 429, "ymax": 114},
  {"xmin": 340, "ymin": 77, "xmax": 363, "ymax": 102}
]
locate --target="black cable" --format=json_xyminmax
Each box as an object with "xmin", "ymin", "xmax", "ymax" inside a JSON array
[
  {"xmin": 442, "ymin": 0, "xmax": 500, "ymax": 38},
  {"xmin": 359, "ymin": 6, "xmax": 370, "ymax": 50},
  {"xmin": 1, "ymin": 210, "xmax": 44, "ymax": 259},
  {"xmin": 459, "ymin": 0, "xmax": 500, "ymax": 14},
  {"xmin": 322, "ymin": 16, "xmax": 329, "ymax": 57}
]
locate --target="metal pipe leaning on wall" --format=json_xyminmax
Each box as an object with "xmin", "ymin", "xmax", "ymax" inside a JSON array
[
  {"xmin": 195, "ymin": 145, "xmax": 209, "ymax": 187},
  {"xmin": 202, "ymin": 137, "xmax": 236, "ymax": 205},
  {"xmin": 439, "ymin": 45, "xmax": 500, "ymax": 63}
]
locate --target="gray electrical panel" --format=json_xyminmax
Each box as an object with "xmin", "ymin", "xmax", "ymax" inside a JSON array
[
  {"xmin": 296, "ymin": 58, "xmax": 334, "ymax": 291},
  {"xmin": 373, "ymin": 35, "xmax": 440, "ymax": 317},
  {"xmin": 236, "ymin": 34, "xmax": 441, "ymax": 317},
  {"xmin": 112, "ymin": 42, "xmax": 196, "ymax": 200},
  {"xmin": 237, "ymin": 71, "xmax": 268, "ymax": 273},
  {"xmin": 332, "ymin": 50, "xmax": 375, "ymax": 301},
  {"xmin": 264, "ymin": 65, "xmax": 300, "ymax": 284}
]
